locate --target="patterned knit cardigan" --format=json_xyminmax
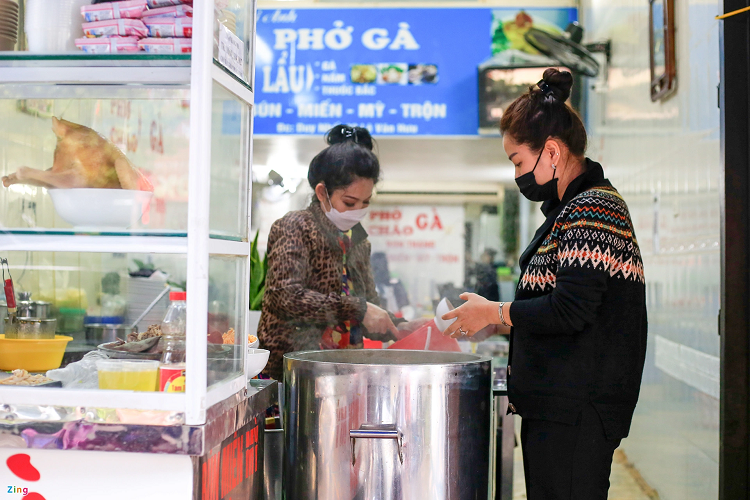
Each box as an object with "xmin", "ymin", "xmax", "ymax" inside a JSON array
[
  {"xmin": 519, "ymin": 186, "xmax": 645, "ymax": 292},
  {"xmin": 508, "ymin": 162, "xmax": 648, "ymax": 441}
]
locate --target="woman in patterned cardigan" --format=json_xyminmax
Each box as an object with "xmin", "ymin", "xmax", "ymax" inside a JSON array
[
  {"xmin": 444, "ymin": 69, "xmax": 647, "ymax": 500},
  {"xmin": 259, "ymin": 125, "xmax": 416, "ymax": 380}
]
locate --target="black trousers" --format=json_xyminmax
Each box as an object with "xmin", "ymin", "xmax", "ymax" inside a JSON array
[{"xmin": 520, "ymin": 404, "xmax": 622, "ymax": 500}]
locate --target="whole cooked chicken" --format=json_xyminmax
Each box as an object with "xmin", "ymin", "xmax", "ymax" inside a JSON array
[{"xmin": 2, "ymin": 117, "xmax": 152, "ymax": 191}]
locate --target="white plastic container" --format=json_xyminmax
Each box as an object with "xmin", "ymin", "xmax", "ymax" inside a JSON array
[
  {"xmin": 96, "ymin": 359, "xmax": 159, "ymax": 392},
  {"xmin": 26, "ymin": 0, "xmax": 90, "ymax": 52}
]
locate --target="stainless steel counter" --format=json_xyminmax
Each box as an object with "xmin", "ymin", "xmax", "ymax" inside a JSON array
[{"xmin": 0, "ymin": 379, "xmax": 278, "ymax": 456}]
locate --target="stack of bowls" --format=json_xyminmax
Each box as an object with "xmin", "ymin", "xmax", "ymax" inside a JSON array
[
  {"xmin": 219, "ymin": 9, "xmax": 237, "ymax": 35},
  {"xmin": 126, "ymin": 279, "xmax": 169, "ymax": 333},
  {"xmin": 0, "ymin": 0, "xmax": 19, "ymax": 51}
]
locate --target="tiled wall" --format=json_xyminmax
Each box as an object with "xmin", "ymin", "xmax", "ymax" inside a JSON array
[{"xmin": 581, "ymin": 1, "xmax": 721, "ymax": 498}]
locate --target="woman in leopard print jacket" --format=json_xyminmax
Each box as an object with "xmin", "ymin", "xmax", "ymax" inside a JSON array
[{"xmin": 259, "ymin": 125, "xmax": 407, "ymax": 380}]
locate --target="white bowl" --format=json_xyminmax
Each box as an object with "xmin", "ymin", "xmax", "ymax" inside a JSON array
[
  {"xmin": 434, "ymin": 297, "xmax": 457, "ymax": 333},
  {"xmin": 246, "ymin": 348, "xmax": 269, "ymax": 379},
  {"xmin": 48, "ymin": 188, "xmax": 153, "ymax": 229},
  {"xmin": 248, "ymin": 338, "xmax": 260, "ymax": 349}
]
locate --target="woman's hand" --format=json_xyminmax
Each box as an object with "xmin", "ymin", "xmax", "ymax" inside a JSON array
[
  {"xmin": 441, "ymin": 293, "xmax": 506, "ymax": 339},
  {"xmin": 363, "ymin": 302, "xmax": 399, "ymax": 337}
]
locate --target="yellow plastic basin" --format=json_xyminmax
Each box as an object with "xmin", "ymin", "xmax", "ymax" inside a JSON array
[{"xmin": 0, "ymin": 334, "xmax": 72, "ymax": 372}]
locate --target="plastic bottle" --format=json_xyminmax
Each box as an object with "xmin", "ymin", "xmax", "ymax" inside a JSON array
[{"xmin": 159, "ymin": 291, "xmax": 187, "ymax": 392}]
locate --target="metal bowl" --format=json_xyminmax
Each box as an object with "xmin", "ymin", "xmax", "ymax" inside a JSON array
[
  {"xmin": 31, "ymin": 301, "xmax": 52, "ymax": 319},
  {"xmin": 15, "ymin": 300, "xmax": 34, "ymax": 318},
  {"xmin": 4, "ymin": 317, "xmax": 57, "ymax": 339},
  {"xmin": 97, "ymin": 341, "xmax": 161, "ymax": 360}
]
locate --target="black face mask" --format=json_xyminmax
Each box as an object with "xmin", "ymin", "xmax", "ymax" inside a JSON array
[{"xmin": 515, "ymin": 147, "xmax": 558, "ymax": 202}]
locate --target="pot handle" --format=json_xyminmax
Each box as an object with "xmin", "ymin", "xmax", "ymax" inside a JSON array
[{"xmin": 350, "ymin": 423, "xmax": 403, "ymax": 465}]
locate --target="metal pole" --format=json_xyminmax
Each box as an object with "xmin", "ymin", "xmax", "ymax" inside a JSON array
[{"xmin": 719, "ymin": 0, "xmax": 750, "ymax": 497}]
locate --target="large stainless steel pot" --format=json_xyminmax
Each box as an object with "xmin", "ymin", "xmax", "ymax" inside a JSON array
[
  {"xmin": 4, "ymin": 317, "xmax": 57, "ymax": 339},
  {"xmin": 284, "ymin": 350, "xmax": 492, "ymax": 500}
]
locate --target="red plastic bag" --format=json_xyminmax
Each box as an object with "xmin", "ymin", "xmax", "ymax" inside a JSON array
[
  {"xmin": 363, "ymin": 338, "xmax": 383, "ymax": 349},
  {"xmin": 388, "ymin": 319, "xmax": 461, "ymax": 352}
]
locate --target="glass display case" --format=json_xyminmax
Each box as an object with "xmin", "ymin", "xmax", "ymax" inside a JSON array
[{"xmin": 0, "ymin": 1, "xmax": 257, "ymax": 426}]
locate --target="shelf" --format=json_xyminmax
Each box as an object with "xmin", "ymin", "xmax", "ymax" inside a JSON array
[
  {"xmin": 0, "ymin": 0, "xmax": 258, "ymax": 426},
  {"xmin": 0, "ymin": 53, "xmax": 191, "ymax": 66},
  {"xmin": 0, "ymin": 386, "xmax": 186, "ymax": 413},
  {"xmin": 208, "ymin": 237, "xmax": 249, "ymax": 256},
  {"xmin": 0, "ymin": 232, "xmax": 250, "ymax": 255},
  {"xmin": 0, "ymin": 230, "xmax": 189, "ymax": 254},
  {"xmin": 212, "ymin": 59, "xmax": 253, "ymax": 104},
  {"xmin": 0, "ymin": 53, "xmax": 191, "ymax": 85},
  {"xmin": 0, "ymin": 84, "xmax": 190, "ymax": 99},
  {"xmin": 0, "ymin": 54, "xmax": 254, "ymax": 94}
]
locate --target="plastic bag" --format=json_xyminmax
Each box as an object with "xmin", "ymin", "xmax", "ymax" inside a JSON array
[{"xmin": 47, "ymin": 350, "xmax": 109, "ymax": 389}]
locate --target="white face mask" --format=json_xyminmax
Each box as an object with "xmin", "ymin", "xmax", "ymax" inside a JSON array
[{"xmin": 324, "ymin": 190, "xmax": 368, "ymax": 231}]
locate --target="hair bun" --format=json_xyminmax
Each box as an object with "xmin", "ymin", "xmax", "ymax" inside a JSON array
[
  {"xmin": 541, "ymin": 68, "xmax": 573, "ymax": 102},
  {"xmin": 326, "ymin": 124, "xmax": 374, "ymax": 150}
]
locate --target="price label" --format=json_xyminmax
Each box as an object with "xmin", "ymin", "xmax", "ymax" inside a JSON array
[{"xmin": 218, "ymin": 24, "xmax": 245, "ymax": 80}]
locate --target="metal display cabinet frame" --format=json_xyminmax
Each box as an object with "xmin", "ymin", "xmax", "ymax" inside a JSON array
[{"xmin": 0, "ymin": 0, "xmax": 258, "ymax": 428}]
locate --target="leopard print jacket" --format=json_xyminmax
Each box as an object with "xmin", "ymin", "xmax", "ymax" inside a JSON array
[{"xmin": 259, "ymin": 201, "xmax": 387, "ymax": 380}]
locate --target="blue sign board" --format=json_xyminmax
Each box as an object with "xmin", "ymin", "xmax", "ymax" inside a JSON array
[{"xmin": 254, "ymin": 8, "xmax": 577, "ymax": 136}]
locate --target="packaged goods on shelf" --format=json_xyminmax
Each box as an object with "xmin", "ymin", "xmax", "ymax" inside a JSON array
[
  {"xmin": 81, "ymin": 0, "xmax": 148, "ymax": 22},
  {"xmin": 138, "ymin": 37, "xmax": 191, "ymax": 53},
  {"xmin": 75, "ymin": 36, "xmax": 140, "ymax": 53},
  {"xmin": 82, "ymin": 19, "xmax": 148, "ymax": 38},
  {"xmin": 141, "ymin": 4, "xmax": 193, "ymax": 19},
  {"xmin": 143, "ymin": 17, "xmax": 192, "ymax": 38},
  {"xmin": 147, "ymin": 0, "xmax": 192, "ymax": 8}
]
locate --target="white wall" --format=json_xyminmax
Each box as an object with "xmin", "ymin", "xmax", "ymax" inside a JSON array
[{"xmin": 581, "ymin": 1, "xmax": 721, "ymax": 498}]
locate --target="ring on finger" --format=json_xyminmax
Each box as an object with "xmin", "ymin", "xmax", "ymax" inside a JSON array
[{"xmin": 458, "ymin": 327, "xmax": 468, "ymax": 336}]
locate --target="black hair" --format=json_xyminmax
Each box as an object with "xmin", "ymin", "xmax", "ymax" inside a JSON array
[
  {"xmin": 307, "ymin": 124, "xmax": 380, "ymax": 194},
  {"xmin": 499, "ymin": 68, "xmax": 587, "ymax": 157}
]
